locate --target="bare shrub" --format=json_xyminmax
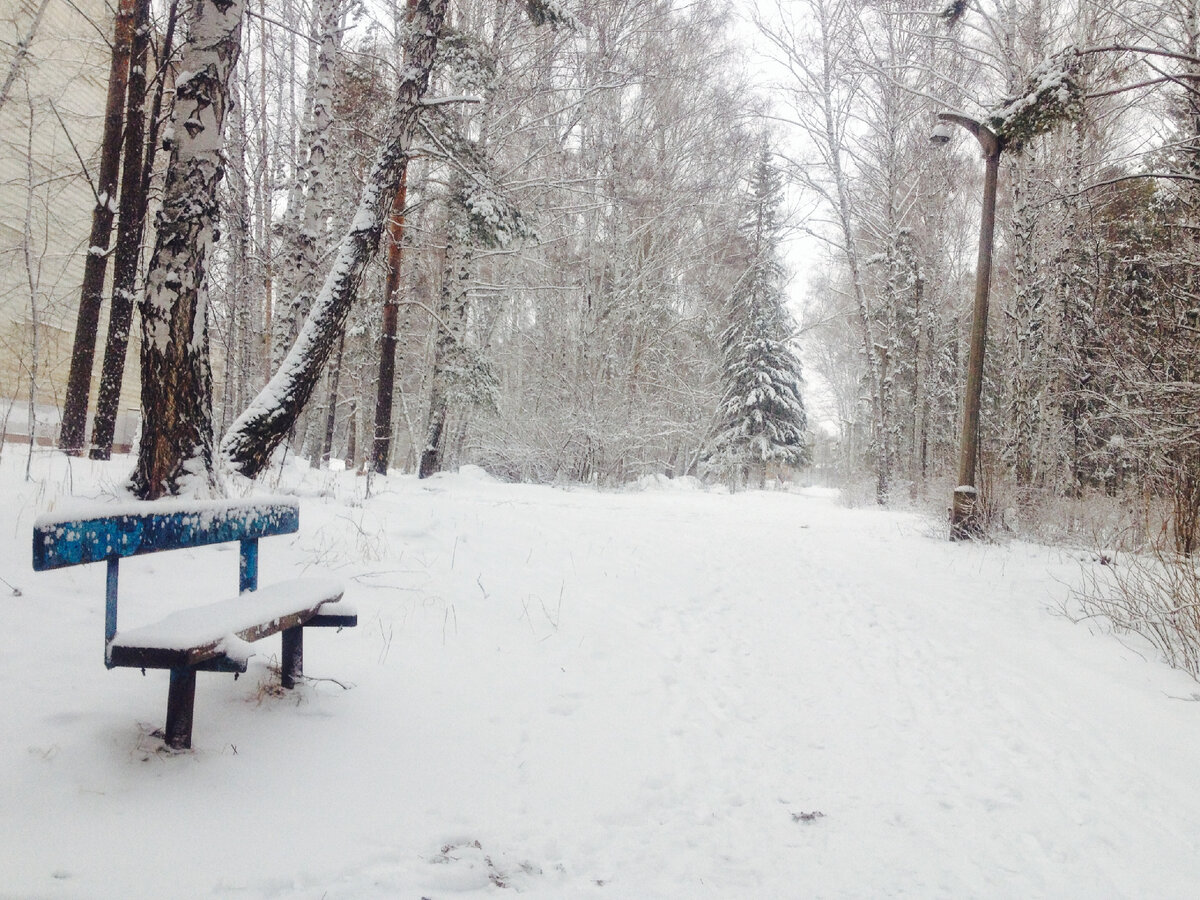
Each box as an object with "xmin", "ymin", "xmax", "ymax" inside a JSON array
[
  {"xmin": 1071, "ymin": 541, "xmax": 1200, "ymax": 679},
  {"xmin": 835, "ymin": 475, "xmax": 886, "ymax": 509},
  {"xmin": 977, "ymin": 475, "xmax": 1170, "ymax": 553},
  {"xmin": 1168, "ymin": 454, "xmax": 1200, "ymax": 556}
]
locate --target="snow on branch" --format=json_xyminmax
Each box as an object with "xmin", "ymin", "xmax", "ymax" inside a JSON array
[
  {"xmin": 940, "ymin": 0, "xmax": 969, "ymax": 28},
  {"xmin": 419, "ymin": 108, "xmax": 537, "ymax": 250},
  {"xmin": 461, "ymin": 180, "xmax": 536, "ymax": 249},
  {"xmin": 986, "ymin": 50, "xmax": 1083, "ymax": 151},
  {"xmin": 420, "ymin": 95, "xmax": 483, "ymax": 106},
  {"xmin": 524, "ymin": 0, "xmax": 576, "ymax": 31},
  {"xmin": 435, "ymin": 29, "xmax": 496, "ymax": 96}
]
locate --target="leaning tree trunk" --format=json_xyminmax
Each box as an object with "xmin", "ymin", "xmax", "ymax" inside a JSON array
[
  {"xmin": 59, "ymin": 0, "xmax": 138, "ymax": 455},
  {"xmin": 221, "ymin": 0, "xmax": 449, "ymax": 478},
  {"xmin": 130, "ymin": 0, "xmax": 245, "ymax": 499},
  {"xmin": 90, "ymin": 0, "xmax": 153, "ymax": 460}
]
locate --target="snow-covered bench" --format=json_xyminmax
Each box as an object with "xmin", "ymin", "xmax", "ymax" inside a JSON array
[{"xmin": 32, "ymin": 498, "xmax": 356, "ymax": 749}]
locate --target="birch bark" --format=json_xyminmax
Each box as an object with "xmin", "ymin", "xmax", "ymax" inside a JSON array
[{"xmin": 130, "ymin": 0, "xmax": 246, "ymax": 499}]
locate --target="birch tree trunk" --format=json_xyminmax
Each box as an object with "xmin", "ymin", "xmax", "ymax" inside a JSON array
[
  {"xmin": 221, "ymin": 0, "xmax": 450, "ymax": 478},
  {"xmin": 224, "ymin": 82, "xmax": 254, "ymax": 425},
  {"xmin": 1006, "ymin": 155, "xmax": 1045, "ymax": 488},
  {"xmin": 255, "ymin": 0, "xmax": 273, "ymax": 385},
  {"xmin": 272, "ymin": 0, "xmax": 342, "ymax": 369},
  {"xmin": 130, "ymin": 0, "xmax": 245, "ymax": 499},
  {"xmin": 21, "ymin": 97, "xmax": 41, "ymax": 478},
  {"xmin": 321, "ymin": 332, "xmax": 345, "ymax": 465}
]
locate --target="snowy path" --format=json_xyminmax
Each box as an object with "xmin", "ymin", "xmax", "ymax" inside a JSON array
[{"xmin": 4, "ymin": 460, "xmax": 1200, "ymax": 898}]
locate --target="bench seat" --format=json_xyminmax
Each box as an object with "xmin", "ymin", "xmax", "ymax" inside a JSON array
[{"xmin": 108, "ymin": 577, "xmax": 351, "ymax": 670}]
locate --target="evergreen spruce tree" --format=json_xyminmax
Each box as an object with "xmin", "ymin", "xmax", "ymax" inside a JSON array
[{"xmin": 704, "ymin": 144, "xmax": 809, "ymax": 488}]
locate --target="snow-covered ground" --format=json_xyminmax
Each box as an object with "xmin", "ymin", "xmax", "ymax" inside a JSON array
[{"xmin": 4, "ymin": 452, "xmax": 1200, "ymax": 899}]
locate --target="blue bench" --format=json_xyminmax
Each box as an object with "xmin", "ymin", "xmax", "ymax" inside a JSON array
[{"xmin": 32, "ymin": 497, "xmax": 356, "ymax": 749}]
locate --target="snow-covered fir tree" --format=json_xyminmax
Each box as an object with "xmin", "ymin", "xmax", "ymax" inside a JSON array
[{"xmin": 704, "ymin": 144, "xmax": 809, "ymax": 488}]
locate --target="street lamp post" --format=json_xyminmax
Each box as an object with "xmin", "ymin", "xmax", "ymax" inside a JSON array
[{"xmin": 931, "ymin": 112, "xmax": 1004, "ymax": 541}]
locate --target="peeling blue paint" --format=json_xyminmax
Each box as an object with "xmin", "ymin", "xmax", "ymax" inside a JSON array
[{"xmin": 32, "ymin": 501, "xmax": 299, "ymax": 570}]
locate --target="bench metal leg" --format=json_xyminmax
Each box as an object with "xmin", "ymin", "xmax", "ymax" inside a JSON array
[
  {"xmin": 281, "ymin": 626, "xmax": 303, "ymax": 689},
  {"xmin": 165, "ymin": 668, "xmax": 197, "ymax": 750}
]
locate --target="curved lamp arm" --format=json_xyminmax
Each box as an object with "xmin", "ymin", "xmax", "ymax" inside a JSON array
[{"xmin": 934, "ymin": 111, "xmax": 1002, "ymax": 159}]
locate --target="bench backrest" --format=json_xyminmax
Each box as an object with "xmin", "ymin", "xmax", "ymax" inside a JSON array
[
  {"xmin": 33, "ymin": 499, "xmax": 301, "ymax": 648},
  {"xmin": 32, "ymin": 499, "xmax": 299, "ymax": 570}
]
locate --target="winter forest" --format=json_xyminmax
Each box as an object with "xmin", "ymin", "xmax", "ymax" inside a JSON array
[
  {"xmin": 1, "ymin": 0, "xmax": 1196, "ymax": 535},
  {"xmin": 13, "ymin": 1, "xmax": 1200, "ymax": 893},
  {"xmin": 4, "ymin": 0, "xmax": 1196, "ymax": 551}
]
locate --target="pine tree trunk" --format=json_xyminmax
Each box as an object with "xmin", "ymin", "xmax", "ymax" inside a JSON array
[
  {"xmin": 60, "ymin": 0, "xmax": 138, "ymax": 455},
  {"xmin": 372, "ymin": 173, "xmax": 407, "ymax": 474},
  {"xmin": 90, "ymin": 0, "xmax": 152, "ymax": 460},
  {"xmin": 130, "ymin": 0, "xmax": 245, "ymax": 499},
  {"xmin": 221, "ymin": 0, "xmax": 449, "ymax": 478}
]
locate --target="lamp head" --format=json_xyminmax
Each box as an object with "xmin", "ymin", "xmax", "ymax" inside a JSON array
[{"xmin": 929, "ymin": 123, "xmax": 953, "ymax": 144}]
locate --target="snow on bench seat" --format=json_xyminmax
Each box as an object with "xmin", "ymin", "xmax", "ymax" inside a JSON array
[{"xmin": 107, "ymin": 577, "xmax": 349, "ymax": 670}]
